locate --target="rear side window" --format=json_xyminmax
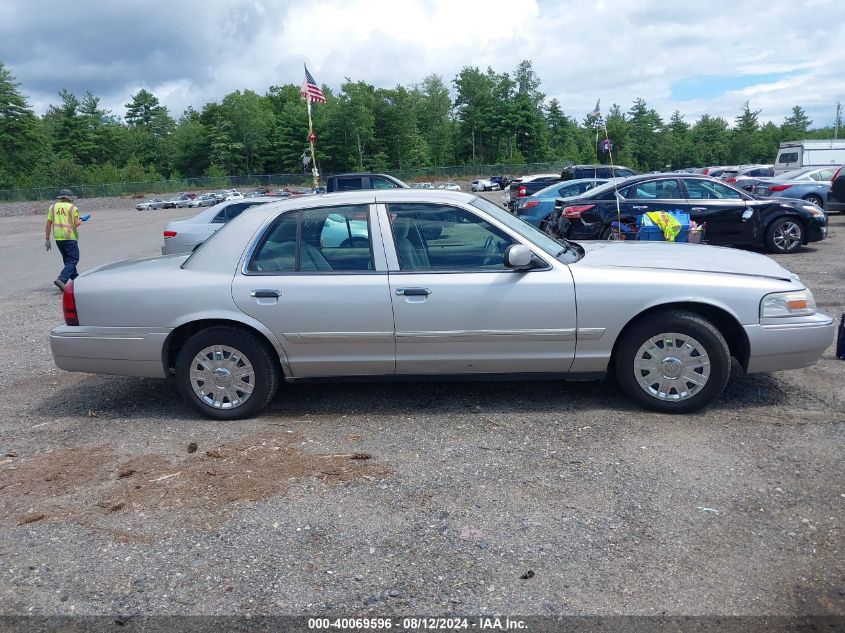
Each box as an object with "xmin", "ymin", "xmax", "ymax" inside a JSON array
[
  {"xmin": 619, "ymin": 179, "xmax": 681, "ymax": 199},
  {"xmin": 248, "ymin": 206, "xmax": 373, "ymax": 273},
  {"xmin": 336, "ymin": 177, "xmax": 363, "ymax": 191},
  {"xmin": 684, "ymin": 179, "xmax": 743, "ymax": 200},
  {"xmin": 778, "ymin": 152, "xmax": 799, "ymax": 165}
]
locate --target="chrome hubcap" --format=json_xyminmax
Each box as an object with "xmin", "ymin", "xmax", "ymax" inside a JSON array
[
  {"xmin": 773, "ymin": 221, "xmax": 801, "ymax": 251},
  {"xmin": 634, "ymin": 332, "xmax": 711, "ymax": 402},
  {"xmin": 190, "ymin": 345, "xmax": 255, "ymax": 409}
]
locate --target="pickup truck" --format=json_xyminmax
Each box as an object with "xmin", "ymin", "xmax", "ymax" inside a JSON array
[
  {"xmin": 325, "ymin": 173, "xmax": 408, "ymax": 192},
  {"xmin": 502, "ymin": 174, "xmax": 561, "ymax": 212}
]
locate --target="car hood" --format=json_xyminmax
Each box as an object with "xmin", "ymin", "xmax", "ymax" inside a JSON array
[{"xmin": 576, "ymin": 241, "xmax": 794, "ymax": 281}]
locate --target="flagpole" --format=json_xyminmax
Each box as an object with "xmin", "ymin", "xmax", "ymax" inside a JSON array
[{"xmin": 306, "ymin": 97, "xmax": 319, "ymax": 190}]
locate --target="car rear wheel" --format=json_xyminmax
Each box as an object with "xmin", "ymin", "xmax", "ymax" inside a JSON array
[
  {"xmin": 175, "ymin": 326, "xmax": 279, "ymax": 420},
  {"xmin": 802, "ymin": 194, "xmax": 823, "ymax": 208},
  {"xmin": 614, "ymin": 311, "xmax": 731, "ymax": 413},
  {"xmin": 764, "ymin": 217, "xmax": 804, "ymax": 253}
]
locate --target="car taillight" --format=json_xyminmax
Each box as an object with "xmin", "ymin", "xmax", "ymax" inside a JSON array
[
  {"xmin": 769, "ymin": 184, "xmax": 792, "ymax": 192},
  {"xmin": 518, "ymin": 185, "xmax": 527, "ymax": 197},
  {"xmin": 726, "ymin": 177, "xmax": 737, "ymax": 183},
  {"xmin": 63, "ymin": 280, "xmax": 79, "ymax": 326},
  {"xmin": 523, "ymin": 200, "xmax": 539, "ymax": 209},
  {"xmin": 563, "ymin": 204, "xmax": 595, "ymax": 219},
  {"xmin": 163, "ymin": 230, "xmax": 177, "ymax": 238}
]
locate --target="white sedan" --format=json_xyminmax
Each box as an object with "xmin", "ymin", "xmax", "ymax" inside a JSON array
[{"xmin": 51, "ymin": 190, "xmax": 833, "ymax": 420}]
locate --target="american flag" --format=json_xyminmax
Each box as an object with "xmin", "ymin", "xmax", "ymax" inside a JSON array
[
  {"xmin": 300, "ymin": 65, "xmax": 326, "ymax": 104},
  {"xmin": 589, "ymin": 99, "xmax": 601, "ymax": 118}
]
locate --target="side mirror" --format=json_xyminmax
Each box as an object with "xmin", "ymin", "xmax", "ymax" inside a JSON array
[
  {"xmin": 742, "ymin": 209, "xmax": 754, "ymax": 221},
  {"xmin": 504, "ymin": 244, "xmax": 534, "ymax": 270}
]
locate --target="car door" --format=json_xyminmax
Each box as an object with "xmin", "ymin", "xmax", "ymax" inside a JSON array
[
  {"xmin": 378, "ymin": 201, "xmax": 577, "ymax": 375},
  {"xmin": 616, "ymin": 178, "xmax": 685, "ymax": 228},
  {"xmin": 231, "ymin": 203, "xmax": 395, "ymax": 378},
  {"xmin": 682, "ymin": 178, "xmax": 755, "ymax": 245}
]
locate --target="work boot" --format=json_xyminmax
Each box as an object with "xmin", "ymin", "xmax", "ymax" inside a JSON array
[{"xmin": 54, "ymin": 279, "xmax": 66, "ymax": 291}]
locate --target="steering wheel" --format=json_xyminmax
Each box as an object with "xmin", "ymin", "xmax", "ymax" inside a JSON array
[
  {"xmin": 339, "ymin": 236, "xmax": 370, "ymax": 248},
  {"xmin": 482, "ymin": 235, "xmax": 500, "ymax": 266}
]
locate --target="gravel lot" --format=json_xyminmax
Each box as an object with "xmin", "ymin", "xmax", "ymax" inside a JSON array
[{"xmin": 0, "ymin": 192, "xmax": 842, "ymax": 620}]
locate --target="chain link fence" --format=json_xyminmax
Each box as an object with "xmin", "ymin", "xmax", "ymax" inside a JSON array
[{"xmin": 0, "ymin": 163, "xmax": 571, "ymax": 202}]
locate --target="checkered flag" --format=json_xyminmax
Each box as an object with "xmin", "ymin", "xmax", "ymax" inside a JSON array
[{"xmin": 592, "ymin": 115, "xmax": 605, "ymax": 129}]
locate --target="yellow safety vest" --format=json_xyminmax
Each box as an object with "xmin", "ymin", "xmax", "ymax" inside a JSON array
[{"xmin": 48, "ymin": 202, "xmax": 79, "ymax": 241}]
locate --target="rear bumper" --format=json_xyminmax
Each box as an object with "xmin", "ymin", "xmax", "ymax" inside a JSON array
[
  {"xmin": 50, "ymin": 325, "xmax": 171, "ymax": 379},
  {"xmin": 744, "ymin": 313, "xmax": 835, "ymax": 373}
]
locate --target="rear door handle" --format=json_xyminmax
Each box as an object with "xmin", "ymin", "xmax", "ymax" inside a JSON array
[
  {"xmin": 632, "ymin": 205, "xmax": 648, "ymax": 210},
  {"xmin": 690, "ymin": 207, "xmax": 707, "ymax": 212},
  {"xmin": 251, "ymin": 289, "xmax": 282, "ymax": 298},
  {"xmin": 396, "ymin": 287, "xmax": 431, "ymax": 296}
]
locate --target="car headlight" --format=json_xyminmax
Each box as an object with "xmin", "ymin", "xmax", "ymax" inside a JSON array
[
  {"xmin": 761, "ymin": 289, "xmax": 816, "ymax": 318},
  {"xmin": 801, "ymin": 204, "xmax": 825, "ymax": 218}
]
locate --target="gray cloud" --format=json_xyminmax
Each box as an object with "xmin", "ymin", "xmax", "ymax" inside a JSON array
[{"xmin": 1, "ymin": 0, "xmax": 842, "ymax": 127}]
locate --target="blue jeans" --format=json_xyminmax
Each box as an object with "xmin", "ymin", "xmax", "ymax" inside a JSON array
[{"xmin": 56, "ymin": 240, "xmax": 79, "ymax": 283}]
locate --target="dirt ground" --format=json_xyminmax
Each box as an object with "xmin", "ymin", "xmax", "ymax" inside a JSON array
[{"xmin": 0, "ymin": 192, "xmax": 842, "ymax": 621}]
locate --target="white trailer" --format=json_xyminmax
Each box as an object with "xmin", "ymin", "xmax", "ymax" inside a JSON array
[{"xmin": 774, "ymin": 140, "xmax": 845, "ymax": 174}]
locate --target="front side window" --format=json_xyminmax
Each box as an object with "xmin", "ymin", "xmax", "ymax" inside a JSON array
[
  {"xmin": 248, "ymin": 205, "xmax": 372, "ymax": 273},
  {"xmin": 387, "ymin": 204, "xmax": 516, "ymax": 272},
  {"xmin": 684, "ymin": 179, "xmax": 743, "ymax": 200}
]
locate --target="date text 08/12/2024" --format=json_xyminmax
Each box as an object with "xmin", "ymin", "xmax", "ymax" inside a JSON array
[{"xmin": 308, "ymin": 617, "xmax": 528, "ymax": 630}]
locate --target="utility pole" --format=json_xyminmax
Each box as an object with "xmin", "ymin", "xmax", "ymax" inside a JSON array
[{"xmin": 835, "ymin": 101, "xmax": 841, "ymax": 140}]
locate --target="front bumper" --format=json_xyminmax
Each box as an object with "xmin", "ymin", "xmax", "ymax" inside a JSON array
[
  {"xmin": 50, "ymin": 325, "xmax": 171, "ymax": 379},
  {"xmin": 806, "ymin": 216, "xmax": 828, "ymax": 243},
  {"xmin": 744, "ymin": 312, "xmax": 835, "ymax": 373}
]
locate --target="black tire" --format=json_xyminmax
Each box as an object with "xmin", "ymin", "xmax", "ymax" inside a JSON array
[
  {"xmin": 764, "ymin": 216, "xmax": 804, "ymax": 254},
  {"xmin": 600, "ymin": 225, "xmax": 620, "ymax": 240},
  {"xmin": 614, "ymin": 311, "xmax": 731, "ymax": 414},
  {"xmin": 175, "ymin": 326, "xmax": 280, "ymax": 420},
  {"xmin": 802, "ymin": 194, "xmax": 823, "ymax": 208}
]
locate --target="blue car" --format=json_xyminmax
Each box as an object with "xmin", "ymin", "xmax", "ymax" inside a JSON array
[
  {"xmin": 513, "ymin": 178, "xmax": 609, "ymax": 227},
  {"xmin": 752, "ymin": 166, "xmax": 841, "ymax": 211}
]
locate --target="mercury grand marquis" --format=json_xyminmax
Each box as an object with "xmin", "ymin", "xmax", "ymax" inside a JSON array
[{"xmin": 50, "ymin": 190, "xmax": 835, "ymax": 419}]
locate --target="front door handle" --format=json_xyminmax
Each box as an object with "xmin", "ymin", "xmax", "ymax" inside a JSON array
[
  {"xmin": 251, "ymin": 289, "xmax": 282, "ymax": 298},
  {"xmin": 396, "ymin": 287, "xmax": 431, "ymax": 296},
  {"xmin": 690, "ymin": 207, "xmax": 707, "ymax": 212},
  {"xmin": 632, "ymin": 205, "xmax": 648, "ymax": 210}
]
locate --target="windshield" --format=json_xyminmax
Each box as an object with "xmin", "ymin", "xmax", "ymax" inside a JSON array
[{"xmin": 470, "ymin": 196, "xmax": 580, "ymax": 263}]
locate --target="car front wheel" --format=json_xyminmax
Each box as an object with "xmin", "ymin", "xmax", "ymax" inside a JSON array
[
  {"xmin": 764, "ymin": 217, "xmax": 804, "ymax": 253},
  {"xmin": 614, "ymin": 311, "xmax": 731, "ymax": 413},
  {"xmin": 175, "ymin": 326, "xmax": 280, "ymax": 420}
]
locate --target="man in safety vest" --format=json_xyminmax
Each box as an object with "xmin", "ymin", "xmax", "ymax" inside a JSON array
[{"xmin": 45, "ymin": 189, "xmax": 83, "ymax": 291}]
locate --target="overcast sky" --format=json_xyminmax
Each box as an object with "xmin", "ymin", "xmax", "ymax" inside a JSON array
[{"xmin": 1, "ymin": 0, "xmax": 843, "ymax": 128}]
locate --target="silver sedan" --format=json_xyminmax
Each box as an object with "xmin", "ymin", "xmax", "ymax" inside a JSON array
[
  {"xmin": 50, "ymin": 190, "xmax": 834, "ymax": 420},
  {"xmin": 161, "ymin": 197, "xmax": 282, "ymax": 255}
]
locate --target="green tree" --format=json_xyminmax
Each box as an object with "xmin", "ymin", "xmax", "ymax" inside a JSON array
[
  {"xmin": 0, "ymin": 62, "xmax": 45, "ymax": 187},
  {"xmin": 691, "ymin": 114, "xmax": 731, "ymax": 166},
  {"xmin": 780, "ymin": 105, "xmax": 812, "ymax": 141},
  {"xmin": 627, "ymin": 98, "xmax": 663, "ymax": 170}
]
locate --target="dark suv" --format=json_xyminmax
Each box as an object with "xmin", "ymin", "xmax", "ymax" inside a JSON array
[
  {"xmin": 560, "ymin": 164, "xmax": 637, "ymax": 181},
  {"xmin": 832, "ymin": 163, "xmax": 845, "ymax": 206},
  {"xmin": 325, "ymin": 173, "xmax": 408, "ymax": 192}
]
